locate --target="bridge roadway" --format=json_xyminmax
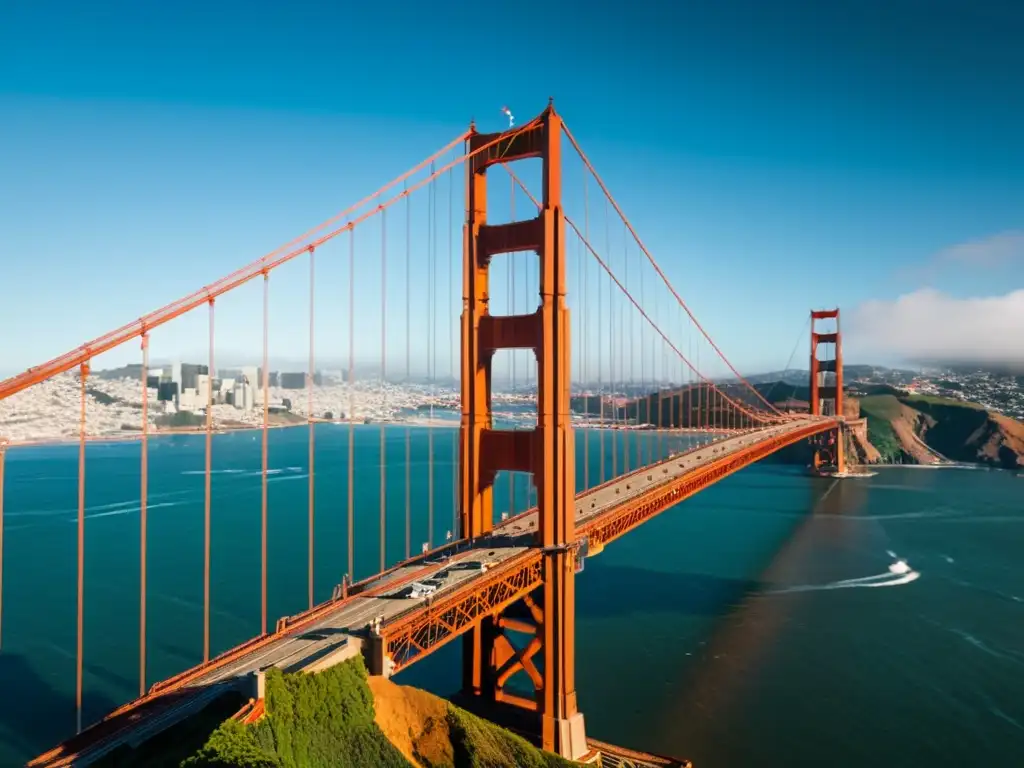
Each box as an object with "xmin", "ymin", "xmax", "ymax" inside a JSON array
[{"xmin": 30, "ymin": 416, "xmax": 833, "ymax": 767}]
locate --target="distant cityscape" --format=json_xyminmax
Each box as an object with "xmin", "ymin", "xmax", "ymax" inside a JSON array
[
  {"xmin": 849, "ymin": 365, "xmax": 1024, "ymax": 420},
  {"xmin": 0, "ymin": 359, "xmax": 1020, "ymax": 445},
  {"xmin": 0, "ymin": 361, "xmax": 539, "ymax": 444}
]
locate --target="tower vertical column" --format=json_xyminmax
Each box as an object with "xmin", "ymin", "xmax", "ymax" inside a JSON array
[
  {"xmin": 458, "ymin": 104, "xmax": 585, "ymax": 759},
  {"xmin": 534, "ymin": 109, "xmax": 585, "ymax": 758},
  {"xmin": 459, "ymin": 128, "xmax": 495, "ymax": 698},
  {"xmin": 460, "ymin": 131, "xmax": 493, "ymax": 544}
]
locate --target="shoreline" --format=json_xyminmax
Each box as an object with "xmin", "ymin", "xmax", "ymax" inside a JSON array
[{"xmin": 1, "ymin": 417, "xmax": 735, "ymax": 452}]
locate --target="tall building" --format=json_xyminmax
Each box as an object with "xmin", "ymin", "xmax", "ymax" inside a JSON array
[
  {"xmin": 280, "ymin": 372, "xmax": 305, "ymax": 390},
  {"xmin": 180, "ymin": 363, "xmax": 209, "ymax": 391},
  {"xmin": 160, "ymin": 363, "xmax": 182, "ymax": 387},
  {"xmin": 233, "ymin": 380, "xmax": 254, "ymax": 410},
  {"xmin": 197, "ymin": 374, "xmax": 211, "ymax": 406},
  {"xmin": 157, "ymin": 381, "xmax": 178, "ymax": 403}
]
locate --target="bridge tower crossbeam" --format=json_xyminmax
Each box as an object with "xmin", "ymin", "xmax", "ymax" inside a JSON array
[{"xmin": 458, "ymin": 103, "xmax": 586, "ymax": 759}]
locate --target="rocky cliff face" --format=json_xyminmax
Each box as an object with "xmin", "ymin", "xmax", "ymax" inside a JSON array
[
  {"xmin": 908, "ymin": 399, "xmax": 1024, "ymax": 469},
  {"xmin": 858, "ymin": 394, "xmax": 1024, "ymax": 469}
]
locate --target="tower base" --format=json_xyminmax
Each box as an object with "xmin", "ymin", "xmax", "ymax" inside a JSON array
[{"xmin": 547, "ymin": 711, "xmax": 588, "ymax": 761}]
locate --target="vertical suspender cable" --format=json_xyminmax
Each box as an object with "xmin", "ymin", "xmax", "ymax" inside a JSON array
[
  {"xmin": 508, "ymin": 175, "xmax": 516, "ymax": 519},
  {"xmin": 623, "ymin": 223, "xmax": 631, "ymax": 472},
  {"xmin": 664, "ymin": 340, "xmax": 670, "ymax": 447},
  {"xmin": 637, "ymin": 242, "xmax": 644, "ymax": 468},
  {"xmin": 606, "ymin": 196, "xmax": 615, "ymax": 479},
  {"xmin": 139, "ymin": 335, "xmax": 149, "ymax": 695},
  {"xmin": 204, "ymin": 300, "xmax": 214, "ymax": 660},
  {"xmin": 261, "ymin": 272, "xmax": 269, "ymax": 636},
  {"xmin": 575, "ymin": 232, "xmax": 583, "ymax": 488},
  {"xmin": 595, "ymin": 196, "xmax": 604, "ymax": 483},
  {"xmin": 76, "ymin": 361, "xmax": 88, "ymax": 734},
  {"xmin": 583, "ymin": 171, "xmax": 592, "ymax": 487},
  {"xmin": 404, "ymin": 180, "xmax": 412, "ymax": 560},
  {"xmin": 449, "ymin": 164, "xmax": 457, "ymax": 537},
  {"xmin": 697, "ymin": 344, "xmax": 702, "ymax": 436},
  {"xmin": 347, "ymin": 228, "xmax": 356, "ymax": 581},
  {"xmin": 686, "ymin": 320, "xmax": 692, "ymax": 432},
  {"xmin": 427, "ymin": 163, "xmax": 435, "ymax": 549},
  {"xmin": 432, "ymin": 167, "xmax": 440, "ymax": 541},
  {"xmin": 380, "ymin": 210, "xmax": 388, "ymax": 572},
  {"xmin": 658, "ymin": 302, "xmax": 664, "ymax": 458},
  {"xmin": 308, "ymin": 246, "xmax": 316, "ymax": 609},
  {"xmin": 677, "ymin": 307, "xmax": 682, "ymax": 435}
]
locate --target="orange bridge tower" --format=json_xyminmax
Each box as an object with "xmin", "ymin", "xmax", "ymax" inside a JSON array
[
  {"xmin": 809, "ymin": 308, "xmax": 846, "ymax": 474},
  {"xmin": 458, "ymin": 103, "xmax": 587, "ymax": 759}
]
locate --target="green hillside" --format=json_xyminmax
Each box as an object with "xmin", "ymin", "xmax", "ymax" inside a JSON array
[
  {"xmin": 180, "ymin": 658, "xmax": 577, "ymax": 768},
  {"xmin": 858, "ymin": 395, "xmax": 906, "ymax": 462}
]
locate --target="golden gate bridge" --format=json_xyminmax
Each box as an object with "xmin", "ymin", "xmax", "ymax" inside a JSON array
[{"xmin": 0, "ymin": 103, "xmax": 850, "ymax": 766}]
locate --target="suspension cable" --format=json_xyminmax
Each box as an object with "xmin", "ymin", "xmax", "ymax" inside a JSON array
[
  {"xmin": 0, "ymin": 120, "xmax": 548, "ymax": 403},
  {"xmin": 763, "ymin": 315, "xmax": 812, "ymax": 408},
  {"xmin": 560, "ymin": 121, "xmax": 783, "ymax": 417},
  {"xmin": 500, "ymin": 162, "xmax": 776, "ymax": 425}
]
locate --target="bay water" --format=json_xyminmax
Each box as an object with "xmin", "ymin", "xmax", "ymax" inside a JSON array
[{"xmin": 1, "ymin": 425, "xmax": 1021, "ymax": 765}]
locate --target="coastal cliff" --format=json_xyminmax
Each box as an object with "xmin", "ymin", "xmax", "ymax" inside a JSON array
[
  {"xmin": 858, "ymin": 392, "xmax": 1024, "ymax": 469},
  {"xmin": 601, "ymin": 383, "xmax": 1024, "ymax": 470}
]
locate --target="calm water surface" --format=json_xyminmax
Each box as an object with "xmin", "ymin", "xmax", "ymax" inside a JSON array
[{"xmin": 1, "ymin": 425, "xmax": 1022, "ymax": 765}]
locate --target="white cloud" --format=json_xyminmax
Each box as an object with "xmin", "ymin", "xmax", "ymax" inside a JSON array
[
  {"xmin": 846, "ymin": 288, "xmax": 1024, "ymax": 364},
  {"xmin": 937, "ymin": 230, "xmax": 1024, "ymax": 268}
]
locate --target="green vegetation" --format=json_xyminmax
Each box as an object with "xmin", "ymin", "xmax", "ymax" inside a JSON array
[
  {"xmin": 901, "ymin": 393, "xmax": 982, "ymax": 409},
  {"xmin": 86, "ymin": 386, "xmax": 137, "ymax": 408},
  {"xmin": 156, "ymin": 411, "xmax": 207, "ymax": 428},
  {"xmin": 863, "ymin": 416, "xmax": 903, "ymax": 463},
  {"xmin": 856, "ymin": 383, "xmax": 904, "ymax": 397},
  {"xmin": 182, "ymin": 658, "xmax": 578, "ymax": 768},
  {"xmin": 184, "ymin": 658, "xmax": 407, "ymax": 768},
  {"xmin": 858, "ymin": 395, "xmax": 906, "ymax": 463},
  {"xmin": 859, "ymin": 394, "xmax": 903, "ymax": 421},
  {"xmin": 446, "ymin": 708, "xmax": 576, "ymax": 768}
]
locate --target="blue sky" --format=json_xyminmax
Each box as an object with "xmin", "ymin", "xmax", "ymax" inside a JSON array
[{"xmin": 2, "ymin": 0, "xmax": 1022, "ymax": 380}]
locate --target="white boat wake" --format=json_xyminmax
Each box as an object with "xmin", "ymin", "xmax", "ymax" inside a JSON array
[{"xmin": 769, "ymin": 555, "xmax": 921, "ymax": 594}]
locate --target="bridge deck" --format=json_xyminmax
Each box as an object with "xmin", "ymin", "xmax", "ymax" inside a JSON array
[{"xmin": 30, "ymin": 418, "xmax": 833, "ymax": 767}]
